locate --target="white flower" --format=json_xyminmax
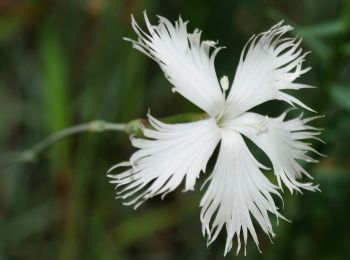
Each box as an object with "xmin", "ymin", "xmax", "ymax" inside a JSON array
[{"xmin": 108, "ymin": 12, "xmax": 323, "ymax": 255}]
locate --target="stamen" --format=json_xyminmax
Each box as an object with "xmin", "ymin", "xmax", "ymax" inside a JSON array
[
  {"xmin": 255, "ymin": 115, "xmax": 269, "ymax": 134},
  {"xmin": 220, "ymin": 75, "xmax": 229, "ymax": 92}
]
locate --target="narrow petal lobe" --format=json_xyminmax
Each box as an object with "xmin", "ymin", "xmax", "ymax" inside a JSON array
[
  {"xmin": 225, "ymin": 22, "xmax": 314, "ymax": 119},
  {"xmin": 200, "ymin": 130, "xmax": 283, "ymax": 256},
  {"xmin": 225, "ymin": 112, "xmax": 322, "ymax": 193},
  {"xmin": 108, "ymin": 115, "xmax": 221, "ymax": 208},
  {"xmin": 125, "ymin": 12, "xmax": 225, "ymax": 117}
]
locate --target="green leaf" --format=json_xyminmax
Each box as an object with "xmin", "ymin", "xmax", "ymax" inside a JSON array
[
  {"xmin": 39, "ymin": 23, "xmax": 70, "ymax": 167},
  {"xmin": 298, "ymin": 21, "xmax": 345, "ymax": 38},
  {"xmin": 0, "ymin": 16, "xmax": 20, "ymax": 42},
  {"xmin": 331, "ymin": 85, "xmax": 350, "ymax": 112}
]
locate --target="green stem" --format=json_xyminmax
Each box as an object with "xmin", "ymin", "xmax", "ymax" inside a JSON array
[
  {"xmin": 31, "ymin": 121, "xmax": 126, "ymax": 154},
  {"xmin": 0, "ymin": 120, "xmax": 129, "ymax": 167},
  {"xmin": 0, "ymin": 112, "xmax": 207, "ymax": 168}
]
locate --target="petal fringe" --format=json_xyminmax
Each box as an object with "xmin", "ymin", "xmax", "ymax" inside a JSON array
[
  {"xmin": 224, "ymin": 111, "xmax": 323, "ymax": 193},
  {"xmin": 200, "ymin": 130, "xmax": 284, "ymax": 256},
  {"xmin": 124, "ymin": 11, "xmax": 225, "ymax": 117},
  {"xmin": 225, "ymin": 21, "xmax": 314, "ymax": 119},
  {"xmin": 108, "ymin": 116, "xmax": 221, "ymax": 209}
]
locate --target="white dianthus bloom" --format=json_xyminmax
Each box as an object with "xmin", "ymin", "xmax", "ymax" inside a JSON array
[{"xmin": 108, "ymin": 12, "xmax": 323, "ymax": 256}]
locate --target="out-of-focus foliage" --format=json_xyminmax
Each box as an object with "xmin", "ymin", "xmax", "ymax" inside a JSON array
[{"xmin": 0, "ymin": 0, "xmax": 349, "ymax": 259}]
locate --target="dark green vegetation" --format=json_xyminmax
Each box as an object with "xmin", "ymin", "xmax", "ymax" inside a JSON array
[{"xmin": 0, "ymin": 0, "xmax": 349, "ymax": 259}]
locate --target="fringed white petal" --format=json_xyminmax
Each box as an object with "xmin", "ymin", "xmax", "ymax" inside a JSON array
[
  {"xmin": 108, "ymin": 115, "xmax": 221, "ymax": 209},
  {"xmin": 224, "ymin": 111, "xmax": 322, "ymax": 193},
  {"xmin": 224, "ymin": 21, "xmax": 314, "ymax": 120},
  {"xmin": 200, "ymin": 130, "xmax": 283, "ymax": 256},
  {"xmin": 124, "ymin": 11, "xmax": 225, "ymax": 117}
]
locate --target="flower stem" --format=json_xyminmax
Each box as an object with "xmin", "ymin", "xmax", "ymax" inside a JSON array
[
  {"xmin": 1, "ymin": 120, "xmax": 129, "ymax": 167},
  {"xmin": 0, "ymin": 112, "xmax": 207, "ymax": 168},
  {"xmin": 32, "ymin": 121, "xmax": 126, "ymax": 154}
]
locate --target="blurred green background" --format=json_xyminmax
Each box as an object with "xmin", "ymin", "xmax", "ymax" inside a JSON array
[{"xmin": 0, "ymin": 0, "xmax": 349, "ymax": 259}]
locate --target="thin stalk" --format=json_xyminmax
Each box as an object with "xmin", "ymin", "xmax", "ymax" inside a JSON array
[
  {"xmin": 31, "ymin": 121, "xmax": 126, "ymax": 154},
  {"xmin": 0, "ymin": 112, "xmax": 206, "ymax": 168},
  {"xmin": 0, "ymin": 120, "xmax": 127, "ymax": 168}
]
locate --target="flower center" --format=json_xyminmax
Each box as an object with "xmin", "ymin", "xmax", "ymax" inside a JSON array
[{"xmin": 217, "ymin": 114, "xmax": 269, "ymax": 135}]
